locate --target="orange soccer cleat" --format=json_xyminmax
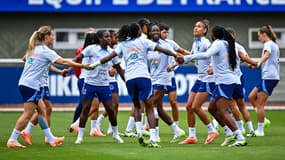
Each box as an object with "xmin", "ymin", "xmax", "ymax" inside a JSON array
[
  {"xmin": 179, "ymin": 137, "xmax": 198, "ymax": 144},
  {"xmin": 7, "ymin": 141, "xmax": 26, "ymax": 148},
  {"xmin": 21, "ymin": 131, "xmax": 32, "ymax": 145},
  {"xmin": 204, "ymin": 131, "xmax": 219, "ymax": 144}
]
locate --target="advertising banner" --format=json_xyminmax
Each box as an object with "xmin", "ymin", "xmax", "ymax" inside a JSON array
[
  {"xmin": 0, "ymin": 65, "xmax": 261, "ymax": 104},
  {"xmin": 0, "ymin": 0, "xmax": 284, "ymax": 12}
]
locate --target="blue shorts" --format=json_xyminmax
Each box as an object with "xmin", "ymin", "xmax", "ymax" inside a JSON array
[
  {"xmin": 82, "ymin": 83, "xmax": 111, "ymax": 102},
  {"xmin": 109, "ymin": 82, "xmax": 119, "ymax": 93},
  {"xmin": 19, "ymin": 85, "xmax": 41, "ymax": 105},
  {"xmin": 257, "ymin": 79, "xmax": 279, "ymax": 96},
  {"xmin": 232, "ymin": 84, "xmax": 244, "ymax": 99},
  {"xmin": 165, "ymin": 77, "xmax": 177, "ymax": 93},
  {"xmin": 212, "ymin": 84, "xmax": 242, "ymax": 100},
  {"xmin": 153, "ymin": 84, "xmax": 169, "ymax": 91},
  {"xmin": 126, "ymin": 78, "xmax": 153, "ymax": 101},
  {"xmin": 191, "ymin": 80, "xmax": 203, "ymax": 93},
  {"xmin": 40, "ymin": 86, "xmax": 51, "ymax": 100}
]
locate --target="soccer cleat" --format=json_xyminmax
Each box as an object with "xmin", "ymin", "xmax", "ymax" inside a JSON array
[
  {"xmin": 113, "ymin": 135, "xmax": 124, "ymax": 144},
  {"xmin": 147, "ymin": 140, "xmax": 161, "ymax": 148},
  {"xmin": 75, "ymin": 138, "xmax": 82, "ymax": 144},
  {"xmin": 170, "ymin": 129, "xmax": 185, "ymax": 143},
  {"xmin": 46, "ymin": 136, "xmax": 65, "ymax": 147},
  {"xmin": 204, "ymin": 131, "xmax": 219, "ymax": 144},
  {"xmin": 107, "ymin": 127, "xmax": 113, "ymax": 135},
  {"xmin": 142, "ymin": 129, "xmax": 150, "ymax": 137},
  {"xmin": 123, "ymin": 131, "xmax": 137, "ymax": 138},
  {"xmin": 7, "ymin": 141, "xmax": 26, "ymax": 148},
  {"xmin": 156, "ymin": 137, "xmax": 161, "ymax": 143},
  {"xmin": 179, "ymin": 137, "xmax": 198, "ymax": 144},
  {"xmin": 221, "ymin": 135, "xmax": 236, "ymax": 147},
  {"xmin": 138, "ymin": 136, "xmax": 148, "ymax": 146},
  {"xmin": 246, "ymin": 131, "xmax": 257, "ymax": 137},
  {"xmin": 264, "ymin": 118, "xmax": 271, "ymax": 128},
  {"xmin": 228, "ymin": 140, "xmax": 247, "ymax": 147},
  {"xmin": 21, "ymin": 131, "xmax": 32, "ymax": 145},
  {"xmin": 254, "ymin": 130, "xmax": 265, "ymax": 137}
]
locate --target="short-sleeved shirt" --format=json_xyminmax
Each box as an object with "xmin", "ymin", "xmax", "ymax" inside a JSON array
[
  {"xmin": 261, "ymin": 40, "xmax": 280, "ymax": 80},
  {"xmin": 114, "ymin": 37, "xmax": 157, "ymax": 82},
  {"xmin": 82, "ymin": 45, "xmax": 120, "ymax": 86},
  {"xmin": 18, "ymin": 45, "xmax": 61, "ymax": 90}
]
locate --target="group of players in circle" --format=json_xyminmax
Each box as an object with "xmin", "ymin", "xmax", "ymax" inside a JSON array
[{"xmin": 6, "ymin": 17, "xmax": 279, "ymax": 148}]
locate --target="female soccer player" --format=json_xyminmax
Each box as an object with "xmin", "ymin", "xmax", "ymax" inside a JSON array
[
  {"xmin": 248, "ymin": 25, "xmax": 280, "ymax": 136},
  {"xmin": 74, "ymin": 30, "xmax": 124, "ymax": 144},
  {"xmin": 177, "ymin": 25, "xmax": 247, "ymax": 147},
  {"xmin": 147, "ymin": 24, "xmax": 185, "ymax": 143},
  {"xmin": 178, "ymin": 19, "xmax": 219, "ymax": 145},
  {"xmin": 7, "ymin": 25, "xmax": 91, "ymax": 148},
  {"xmin": 95, "ymin": 23, "xmax": 177, "ymax": 147}
]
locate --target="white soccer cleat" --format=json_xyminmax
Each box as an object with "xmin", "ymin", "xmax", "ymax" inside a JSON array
[
  {"xmin": 75, "ymin": 138, "xmax": 83, "ymax": 144},
  {"xmin": 113, "ymin": 135, "xmax": 124, "ymax": 144}
]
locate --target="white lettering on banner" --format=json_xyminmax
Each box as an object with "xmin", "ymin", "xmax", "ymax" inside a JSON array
[
  {"xmin": 48, "ymin": 73, "xmax": 196, "ymax": 98},
  {"xmin": 175, "ymin": 74, "xmax": 197, "ymax": 96},
  {"xmin": 85, "ymin": 0, "xmax": 102, "ymax": 5},
  {"xmin": 49, "ymin": 75, "xmax": 79, "ymax": 96},
  {"xmin": 113, "ymin": 0, "xmax": 128, "ymax": 5},
  {"xmin": 29, "ymin": 0, "xmax": 44, "ymax": 4},
  {"xmin": 46, "ymin": 0, "xmax": 62, "ymax": 9},
  {"xmin": 28, "ymin": 0, "xmax": 189, "ymax": 9},
  {"xmin": 157, "ymin": 0, "xmax": 172, "ymax": 5},
  {"xmin": 197, "ymin": 0, "xmax": 285, "ymax": 5}
]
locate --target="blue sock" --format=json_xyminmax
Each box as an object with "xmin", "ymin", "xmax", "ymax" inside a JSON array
[{"xmin": 38, "ymin": 116, "xmax": 48, "ymax": 129}]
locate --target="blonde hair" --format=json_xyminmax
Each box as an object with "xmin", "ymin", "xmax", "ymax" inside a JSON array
[
  {"xmin": 259, "ymin": 25, "xmax": 277, "ymax": 42},
  {"xmin": 26, "ymin": 25, "xmax": 53, "ymax": 56}
]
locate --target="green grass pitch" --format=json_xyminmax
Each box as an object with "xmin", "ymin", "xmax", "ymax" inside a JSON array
[{"xmin": 1, "ymin": 110, "xmax": 285, "ymax": 160}]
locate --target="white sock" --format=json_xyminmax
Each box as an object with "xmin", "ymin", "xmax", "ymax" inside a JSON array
[
  {"xmin": 108, "ymin": 123, "xmax": 113, "ymax": 133},
  {"xmin": 174, "ymin": 121, "xmax": 179, "ymax": 126},
  {"xmin": 223, "ymin": 125, "xmax": 233, "ymax": 136},
  {"xmin": 111, "ymin": 125, "xmax": 119, "ymax": 137},
  {"xmin": 141, "ymin": 113, "xmax": 144, "ymax": 124},
  {"xmin": 212, "ymin": 119, "xmax": 219, "ymax": 129},
  {"xmin": 149, "ymin": 128, "xmax": 156, "ymax": 142},
  {"xmin": 233, "ymin": 129, "xmax": 245, "ymax": 140},
  {"xmin": 8, "ymin": 128, "xmax": 21, "ymax": 142},
  {"xmin": 144, "ymin": 116, "xmax": 149, "ymax": 127},
  {"xmin": 155, "ymin": 126, "xmax": 160, "ymax": 140},
  {"xmin": 257, "ymin": 122, "xmax": 264, "ymax": 133},
  {"xmin": 77, "ymin": 127, "xmax": 85, "ymax": 141},
  {"xmin": 24, "ymin": 122, "xmax": 35, "ymax": 134},
  {"xmin": 43, "ymin": 128, "xmax": 55, "ymax": 142},
  {"xmin": 97, "ymin": 114, "xmax": 105, "ymax": 127},
  {"xmin": 236, "ymin": 120, "xmax": 245, "ymax": 133},
  {"xmin": 206, "ymin": 123, "xmax": 215, "ymax": 134},
  {"xmin": 170, "ymin": 122, "xmax": 180, "ymax": 135},
  {"xmin": 189, "ymin": 127, "xmax": 196, "ymax": 138},
  {"xmin": 125, "ymin": 116, "xmax": 135, "ymax": 132},
  {"xmin": 90, "ymin": 120, "xmax": 97, "ymax": 132},
  {"xmin": 246, "ymin": 121, "xmax": 254, "ymax": 132},
  {"xmin": 72, "ymin": 118, "xmax": 80, "ymax": 126},
  {"xmin": 135, "ymin": 121, "xmax": 143, "ymax": 137}
]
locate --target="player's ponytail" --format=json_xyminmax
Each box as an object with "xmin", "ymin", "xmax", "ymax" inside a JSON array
[
  {"xmin": 25, "ymin": 25, "xmax": 53, "ymax": 56},
  {"xmin": 118, "ymin": 24, "xmax": 130, "ymax": 42},
  {"xmin": 212, "ymin": 25, "xmax": 237, "ymax": 71},
  {"xmin": 259, "ymin": 25, "xmax": 278, "ymax": 42}
]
